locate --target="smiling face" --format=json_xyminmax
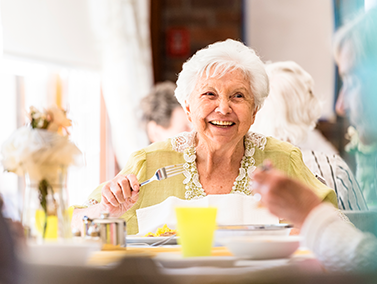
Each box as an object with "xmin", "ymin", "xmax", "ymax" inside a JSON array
[{"xmin": 184, "ymin": 68, "xmax": 257, "ymax": 148}]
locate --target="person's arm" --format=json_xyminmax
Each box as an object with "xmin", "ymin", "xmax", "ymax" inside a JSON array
[
  {"xmin": 252, "ymin": 162, "xmax": 321, "ymax": 227},
  {"xmin": 71, "ymin": 150, "xmax": 147, "ymax": 231},
  {"xmin": 332, "ymin": 155, "xmax": 368, "ymax": 210},
  {"xmin": 288, "ymin": 147, "xmax": 338, "ymax": 208},
  {"xmin": 71, "ymin": 192, "xmax": 138, "ymax": 231},
  {"xmin": 71, "ymin": 174, "xmax": 140, "ymax": 231},
  {"xmin": 252, "ymin": 163, "xmax": 377, "ymax": 272},
  {"xmin": 301, "ymin": 150, "xmax": 368, "ymax": 210},
  {"xmin": 301, "ymin": 203, "xmax": 377, "ymax": 272}
]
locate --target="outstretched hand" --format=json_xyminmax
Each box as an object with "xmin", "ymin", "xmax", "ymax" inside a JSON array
[
  {"xmin": 252, "ymin": 161, "xmax": 321, "ymax": 228},
  {"xmin": 99, "ymin": 174, "xmax": 140, "ymax": 217}
]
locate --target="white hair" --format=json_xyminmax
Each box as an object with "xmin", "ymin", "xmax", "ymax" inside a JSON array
[
  {"xmin": 175, "ymin": 39, "xmax": 269, "ymax": 111},
  {"xmin": 251, "ymin": 61, "xmax": 322, "ymax": 145}
]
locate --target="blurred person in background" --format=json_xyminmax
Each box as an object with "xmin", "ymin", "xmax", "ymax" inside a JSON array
[
  {"xmin": 251, "ymin": 61, "xmax": 367, "ymax": 210},
  {"xmin": 252, "ymin": 7, "xmax": 377, "ymax": 273},
  {"xmin": 335, "ymin": 46, "xmax": 377, "ymax": 210},
  {"xmin": 139, "ymin": 81, "xmax": 192, "ymax": 144},
  {"xmin": 0, "ymin": 196, "xmax": 20, "ymax": 284}
]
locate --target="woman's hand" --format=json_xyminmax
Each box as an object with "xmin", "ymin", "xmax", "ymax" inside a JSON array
[
  {"xmin": 99, "ymin": 174, "xmax": 140, "ymax": 217},
  {"xmin": 252, "ymin": 163, "xmax": 321, "ymax": 228}
]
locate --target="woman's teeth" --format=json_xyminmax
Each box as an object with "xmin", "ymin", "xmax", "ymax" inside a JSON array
[{"xmin": 210, "ymin": 121, "xmax": 234, "ymax": 126}]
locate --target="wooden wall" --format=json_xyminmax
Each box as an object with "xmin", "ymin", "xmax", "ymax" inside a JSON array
[{"xmin": 150, "ymin": 0, "xmax": 243, "ymax": 83}]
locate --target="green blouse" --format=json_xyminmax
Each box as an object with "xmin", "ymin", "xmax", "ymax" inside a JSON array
[{"xmin": 84, "ymin": 131, "xmax": 338, "ymax": 235}]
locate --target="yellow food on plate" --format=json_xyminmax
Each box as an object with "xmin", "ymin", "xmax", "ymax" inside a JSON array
[{"xmin": 144, "ymin": 224, "xmax": 177, "ymax": 237}]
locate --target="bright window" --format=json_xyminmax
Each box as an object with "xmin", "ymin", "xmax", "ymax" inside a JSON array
[{"xmin": 0, "ymin": 56, "xmax": 103, "ymax": 220}]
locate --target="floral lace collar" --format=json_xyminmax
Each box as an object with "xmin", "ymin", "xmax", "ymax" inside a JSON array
[{"xmin": 171, "ymin": 131, "xmax": 267, "ymax": 200}]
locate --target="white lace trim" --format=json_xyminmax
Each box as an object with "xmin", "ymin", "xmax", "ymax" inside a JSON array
[
  {"xmin": 171, "ymin": 131, "xmax": 267, "ymax": 200},
  {"xmin": 171, "ymin": 131, "xmax": 196, "ymax": 153}
]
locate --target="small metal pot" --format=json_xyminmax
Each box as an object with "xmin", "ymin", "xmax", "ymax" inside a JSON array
[{"xmin": 82, "ymin": 212, "xmax": 126, "ymax": 246}]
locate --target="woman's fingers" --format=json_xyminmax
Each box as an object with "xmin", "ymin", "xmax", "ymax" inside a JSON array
[
  {"xmin": 102, "ymin": 174, "xmax": 140, "ymax": 206},
  {"xmin": 118, "ymin": 174, "xmax": 139, "ymax": 198},
  {"xmin": 252, "ymin": 168, "xmax": 278, "ymax": 195},
  {"xmin": 126, "ymin": 174, "xmax": 140, "ymax": 192},
  {"xmin": 252, "ymin": 163, "xmax": 322, "ymax": 227},
  {"xmin": 102, "ymin": 183, "xmax": 121, "ymax": 207},
  {"xmin": 102, "ymin": 176, "xmax": 128, "ymax": 206},
  {"xmin": 118, "ymin": 178, "xmax": 130, "ymax": 199},
  {"xmin": 115, "ymin": 179, "xmax": 129, "ymax": 203}
]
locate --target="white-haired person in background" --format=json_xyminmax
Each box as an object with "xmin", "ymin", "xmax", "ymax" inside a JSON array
[
  {"xmin": 253, "ymin": 7, "xmax": 377, "ymax": 273},
  {"xmin": 250, "ymin": 61, "xmax": 367, "ymax": 210},
  {"xmin": 71, "ymin": 39, "xmax": 337, "ymax": 235},
  {"xmin": 251, "ymin": 61, "xmax": 337, "ymax": 154}
]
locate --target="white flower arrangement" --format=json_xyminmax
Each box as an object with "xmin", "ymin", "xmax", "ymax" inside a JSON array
[
  {"xmin": 1, "ymin": 106, "xmax": 81, "ymax": 238},
  {"xmin": 1, "ymin": 106, "xmax": 81, "ymax": 181}
]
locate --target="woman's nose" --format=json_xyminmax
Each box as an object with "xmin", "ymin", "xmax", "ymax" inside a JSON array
[{"xmin": 215, "ymin": 98, "xmax": 232, "ymax": 114}]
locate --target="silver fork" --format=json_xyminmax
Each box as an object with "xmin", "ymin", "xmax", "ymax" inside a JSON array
[
  {"xmin": 150, "ymin": 234, "xmax": 177, "ymax": 247},
  {"xmin": 128, "ymin": 234, "xmax": 177, "ymax": 247},
  {"xmin": 140, "ymin": 163, "xmax": 185, "ymax": 187}
]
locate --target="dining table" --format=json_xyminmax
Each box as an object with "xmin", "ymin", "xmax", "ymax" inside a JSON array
[
  {"xmin": 23, "ymin": 240, "xmax": 377, "ymax": 284},
  {"xmin": 83, "ymin": 242, "xmax": 325, "ymax": 284}
]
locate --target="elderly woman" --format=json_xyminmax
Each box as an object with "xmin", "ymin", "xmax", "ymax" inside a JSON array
[
  {"xmin": 71, "ymin": 39, "xmax": 337, "ymax": 234},
  {"xmin": 250, "ymin": 61, "xmax": 367, "ymax": 210},
  {"xmin": 140, "ymin": 81, "xmax": 192, "ymax": 143}
]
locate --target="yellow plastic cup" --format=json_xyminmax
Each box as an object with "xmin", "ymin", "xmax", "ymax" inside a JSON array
[{"xmin": 175, "ymin": 207, "xmax": 217, "ymax": 257}]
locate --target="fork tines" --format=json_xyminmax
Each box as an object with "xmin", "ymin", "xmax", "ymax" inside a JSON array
[{"xmin": 165, "ymin": 163, "xmax": 185, "ymax": 178}]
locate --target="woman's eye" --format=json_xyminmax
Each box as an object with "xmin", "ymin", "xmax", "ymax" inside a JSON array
[
  {"xmin": 234, "ymin": 93, "xmax": 244, "ymax": 98},
  {"xmin": 204, "ymin": 92, "xmax": 215, "ymax": 97}
]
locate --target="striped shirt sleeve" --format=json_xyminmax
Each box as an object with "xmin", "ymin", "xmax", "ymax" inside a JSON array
[{"xmin": 301, "ymin": 150, "xmax": 368, "ymax": 210}]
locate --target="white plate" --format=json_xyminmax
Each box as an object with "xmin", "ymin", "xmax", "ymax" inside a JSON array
[
  {"xmin": 127, "ymin": 235, "xmax": 178, "ymax": 245},
  {"xmin": 219, "ymin": 235, "xmax": 301, "ymax": 260},
  {"xmin": 24, "ymin": 240, "xmax": 102, "ymax": 266},
  {"xmin": 214, "ymin": 224, "xmax": 293, "ymax": 246},
  {"xmin": 215, "ymin": 224, "xmax": 292, "ymax": 239},
  {"xmin": 153, "ymin": 252, "xmax": 237, "ymax": 268}
]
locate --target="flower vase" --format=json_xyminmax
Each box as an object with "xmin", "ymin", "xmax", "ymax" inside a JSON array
[{"xmin": 22, "ymin": 166, "xmax": 71, "ymax": 241}]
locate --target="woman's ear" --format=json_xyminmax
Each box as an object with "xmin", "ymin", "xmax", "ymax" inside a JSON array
[
  {"xmin": 184, "ymin": 101, "xmax": 192, "ymax": 123},
  {"xmin": 251, "ymin": 107, "xmax": 259, "ymax": 125}
]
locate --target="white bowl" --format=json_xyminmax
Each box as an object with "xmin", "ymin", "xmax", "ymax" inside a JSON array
[
  {"xmin": 219, "ymin": 235, "xmax": 301, "ymax": 260},
  {"xmin": 214, "ymin": 224, "xmax": 292, "ymax": 245},
  {"xmin": 23, "ymin": 240, "xmax": 102, "ymax": 266}
]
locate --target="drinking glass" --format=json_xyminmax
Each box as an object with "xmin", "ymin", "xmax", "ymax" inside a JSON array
[{"xmin": 175, "ymin": 207, "xmax": 217, "ymax": 257}]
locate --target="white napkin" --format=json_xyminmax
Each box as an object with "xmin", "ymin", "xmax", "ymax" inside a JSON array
[{"xmin": 136, "ymin": 194, "xmax": 279, "ymax": 236}]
